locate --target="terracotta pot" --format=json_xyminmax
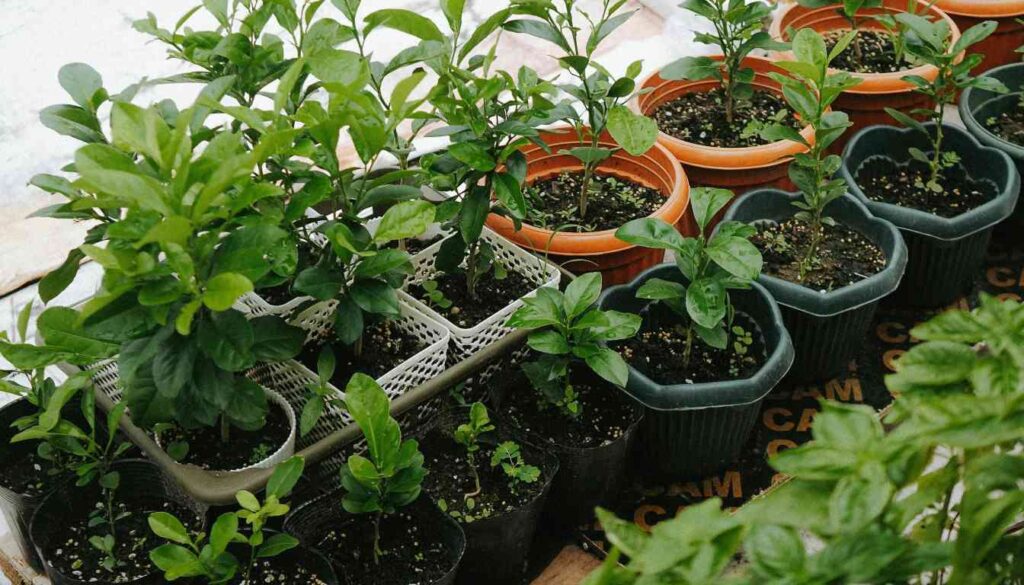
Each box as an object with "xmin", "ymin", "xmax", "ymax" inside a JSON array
[
  {"xmin": 635, "ymin": 55, "xmax": 815, "ymax": 231},
  {"xmin": 770, "ymin": 0, "xmax": 961, "ymax": 149},
  {"xmin": 485, "ymin": 128, "xmax": 690, "ymax": 286},
  {"xmin": 935, "ymin": 0, "xmax": 1024, "ymax": 75}
]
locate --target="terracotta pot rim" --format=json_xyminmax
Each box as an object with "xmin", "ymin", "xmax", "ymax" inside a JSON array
[
  {"xmin": 487, "ymin": 129, "xmax": 689, "ymax": 255},
  {"xmin": 934, "ymin": 0, "xmax": 1024, "ymax": 18},
  {"xmin": 770, "ymin": 0, "xmax": 961, "ymax": 94},
  {"xmin": 634, "ymin": 55, "xmax": 815, "ymax": 168}
]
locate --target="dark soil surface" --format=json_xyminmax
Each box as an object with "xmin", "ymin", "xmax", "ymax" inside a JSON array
[
  {"xmin": 162, "ymin": 403, "xmax": 291, "ymax": 471},
  {"xmin": 245, "ymin": 553, "xmax": 334, "ymax": 584},
  {"xmin": 613, "ymin": 311, "xmax": 766, "ymax": 385},
  {"xmin": 0, "ymin": 449, "xmax": 52, "ymax": 498},
  {"xmin": 652, "ymin": 87, "xmax": 801, "ymax": 148},
  {"xmin": 316, "ymin": 506, "xmax": 456, "ymax": 585},
  {"xmin": 420, "ymin": 430, "xmax": 547, "ymax": 524},
  {"xmin": 855, "ymin": 157, "xmax": 997, "ymax": 217},
  {"xmin": 42, "ymin": 499, "xmax": 199, "ymax": 583},
  {"xmin": 403, "ymin": 234, "xmax": 445, "ymax": 256},
  {"xmin": 824, "ymin": 29, "xmax": 914, "ymax": 74},
  {"xmin": 985, "ymin": 105, "xmax": 1024, "ymax": 146},
  {"xmin": 501, "ymin": 369, "xmax": 640, "ymax": 449},
  {"xmin": 259, "ymin": 241, "xmax": 322, "ymax": 306},
  {"xmin": 408, "ymin": 271, "xmax": 536, "ymax": 328},
  {"xmin": 524, "ymin": 172, "xmax": 665, "ymax": 232},
  {"xmin": 752, "ymin": 219, "xmax": 887, "ymax": 291},
  {"xmin": 300, "ymin": 320, "xmax": 426, "ymax": 383}
]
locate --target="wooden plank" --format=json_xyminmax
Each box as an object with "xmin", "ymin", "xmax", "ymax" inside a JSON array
[{"xmin": 531, "ymin": 546, "xmax": 602, "ymax": 585}]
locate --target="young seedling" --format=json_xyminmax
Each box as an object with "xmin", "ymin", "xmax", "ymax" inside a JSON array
[
  {"xmin": 506, "ymin": 0, "xmax": 658, "ymax": 219},
  {"xmin": 616, "ymin": 187, "xmax": 762, "ymax": 366},
  {"xmin": 758, "ymin": 28, "xmax": 862, "ymax": 281},
  {"xmin": 421, "ymin": 280, "xmax": 454, "ymax": 311},
  {"xmin": 506, "ymin": 272, "xmax": 641, "ymax": 418},
  {"xmin": 299, "ymin": 346, "xmax": 346, "ymax": 438},
  {"xmin": 796, "ymin": 0, "xmax": 883, "ymax": 63},
  {"xmin": 453, "ymin": 402, "xmax": 496, "ymax": 498},
  {"xmin": 490, "ymin": 441, "xmax": 541, "ymax": 494},
  {"xmin": 661, "ymin": 0, "xmax": 787, "ymax": 124},
  {"xmin": 340, "ymin": 374, "xmax": 425, "ymax": 564},
  {"xmin": 884, "ymin": 16, "xmax": 1007, "ymax": 193},
  {"xmin": 149, "ymin": 456, "xmax": 305, "ymax": 583}
]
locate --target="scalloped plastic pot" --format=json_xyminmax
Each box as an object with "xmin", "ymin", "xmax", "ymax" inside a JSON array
[
  {"xmin": 485, "ymin": 128, "xmax": 690, "ymax": 286},
  {"xmin": 597, "ymin": 265, "xmax": 794, "ymax": 479},
  {"xmin": 770, "ymin": 0, "xmax": 961, "ymax": 150},
  {"xmin": 935, "ymin": 0, "xmax": 1024, "ymax": 74},
  {"xmin": 960, "ymin": 63, "xmax": 1024, "ymax": 225},
  {"xmin": 634, "ymin": 55, "xmax": 815, "ymax": 231},
  {"xmin": 720, "ymin": 190, "xmax": 908, "ymax": 383},
  {"xmin": 841, "ymin": 123, "xmax": 1021, "ymax": 308}
]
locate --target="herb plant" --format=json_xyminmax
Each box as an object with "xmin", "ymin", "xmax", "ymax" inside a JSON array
[
  {"xmin": 759, "ymin": 28, "xmax": 862, "ymax": 281},
  {"xmin": 615, "ymin": 187, "xmax": 762, "ymax": 365},
  {"xmin": 149, "ymin": 456, "xmax": 306, "ymax": 583},
  {"xmin": 796, "ymin": 0, "xmax": 883, "ymax": 63},
  {"xmin": 506, "ymin": 273, "xmax": 641, "ymax": 418},
  {"xmin": 299, "ymin": 346, "xmax": 346, "ymax": 438},
  {"xmin": 884, "ymin": 16, "xmax": 1007, "ymax": 193},
  {"xmin": 506, "ymin": 0, "xmax": 658, "ymax": 219},
  {"xmin": 339, "ymin": 373, "xmax": 425, "ymax": 564},
  {"xmin": 490, "ymin": 441, "xmax": 541, "ymax": 493},
  {"xmin": 453, "ymin": 402, "xmax": 496, "ymax": 498},
  {"xmin": 661, "ymin": 0, "xmax": 786, "ymax": 124}
]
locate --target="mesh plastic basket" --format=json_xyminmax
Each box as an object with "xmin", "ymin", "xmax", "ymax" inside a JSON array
[{"xmin": 401, "ymin": 227, "xmax": 562, "ymax": 363}]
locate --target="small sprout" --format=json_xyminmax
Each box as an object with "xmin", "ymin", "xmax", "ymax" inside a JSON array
[
  {"xmin": 422, "ymin": 280, "xmax": 453, "ymax": 310},
  {"xmin": 491, "ymin": 441, "xmax": 541, "ymax": 493},
  {"xmin": 453, "ymin": 402, "xmax": 496, "ymax": 499}
]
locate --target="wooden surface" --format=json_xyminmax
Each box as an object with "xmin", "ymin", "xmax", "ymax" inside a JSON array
[{"xmin": 0, "ymin": 535, "xmax": 598, "ymax": 585}]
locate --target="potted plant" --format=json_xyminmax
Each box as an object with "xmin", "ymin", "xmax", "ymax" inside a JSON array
[
  {"xmin": 148, "ymin": 456, "xmax": 339, "ymax": 584},
  {"xmin": 934, "ymin": 0, "xmax": 1024, "ymax": 74},
  {"xmin": 401, "ymin": 32, "xmax": 563, "ymax": 363},
  {"xmin": 841, "ymin": 16, "xmax": 1021, "ymax": 307},
  {"xmin": 770, "ymin": 0, "xmax": 962, "ymax": 146},
  {"xmin": 36, "ymin": 95, "xmax": 306, "ymax": 472},
  {"xmin": 959, "ymin": 60, "xmax": 1024, "ymax": 226},
  {"xmin": 419, "ymin": 402, "xmax": 558, "ymax": 585},
  {"xmin": 488, "ymin": 0, "xmax": 690, "ymax": 285},
  {"xmin": 600, "ymin": 187, "xmax": 794, "ymax": 478},
  {"xmin": 0, "ymin": 305, "xmax": 115, "ymax": 571},
  {"xmin": 283, "ymin": 374, "xmax": 466, "ymax": 584},
  {"xmin": 24, "ymin": 385, "xmax": 205, "ymax": 584},
  {"xmin": 503, "ymin": 272, "xmax": 644, "ymax": 524},
  {"xmin": 637, "ymin": 0, "xmax": 813, "ymax": 225},
  {"xmin": 720, "ymin": 28, "xmax": 908, "ymax": 382}
]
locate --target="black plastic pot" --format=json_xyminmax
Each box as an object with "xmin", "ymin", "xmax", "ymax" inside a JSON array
[
  {"xmin": 418, "ymin": 419, "xmax": 559, "ymax": 585},
  {"xmin": 231, "ymin": 529, "xmax": 339, "ymax": 585},
  {"xmin": 841, "ymin": 123, "xmax": 1021, "ymax": 307},
  {"xmin": 597, "ymin": 265, "xmax": 794, "ymax": 479},
  {"xmin": 0, "ymin": 398, "xmax": 49, "ymax": 572},
  {"xmin": 30, "ymin": 459, "xmax": 207, "ymax": 585},
  {"xmin": 492, "ymin": 382, "xmax": 643, "ymax": 528},
  {"xmin": 720, "ymin": 190, "xmax": 908, "ymax": 382},
  {"xmin": 283, "ymin": 493, "xmax": 466, "ymax": 585},
  {"xmin": 960, "ymin": 62, "xmax": 1024, "ymax": 226}
]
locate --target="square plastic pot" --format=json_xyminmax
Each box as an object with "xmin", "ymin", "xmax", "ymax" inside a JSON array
[
  {"xmin": 597, "ymin": 265, "xmax": 794, "ymax": 479},
  {"xmin": 720, "ymin": 190, "xmax": 908, "ymax": 382},
  {"xmin": 841, "ymin": 123, "xmax": 1021, "ymax": 307}
]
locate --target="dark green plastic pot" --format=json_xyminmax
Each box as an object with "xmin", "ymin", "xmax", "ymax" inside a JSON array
[
  {"xmin": 597, "ymin": 265, "xmax": 794, "ymax": 479},
  {"xmin": 720, "ymin": 191, "xmax": 908, "ymax": 382},
  {"xmin": 960, "ymin": 62, "xmax": 1024, "ymax": 226},
  {"xmin": 841, "ymin": 123, "xmax": 1021, "ymax": 307},
  {"xmin": 0, "ymin": 399, "xmax": 48, "ymax": 572}
]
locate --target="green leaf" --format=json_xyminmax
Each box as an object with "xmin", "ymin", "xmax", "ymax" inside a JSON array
[
  {"xmin": 344, "ymin": 373, "xmax": 401, "ymax": 467},
  {"xmin": 364, "ymin": 9, "xmax": 445, "ymax": 42},
  {"xmin": 448, "ymin": 141, "xmax": 496, "ymax": 171},
  {"xmin": 250, "ymin": 317, "xmax": 305, "ymax": 362},
  {"xmin": 887, "ymin": 341, "xmax": 977, "ymax": 389},
  {"xmin": 527, "ymin": 330, "xmax": 570, "ymax": 355},
  {"xmin": 350, "ymin": 279, "xmax": 400, "ymax": 317},
  {"xmin": 58, "ymin": 63, "xmax": 104, "ymax": 111},
  {"xmin": 374, "ymin": 200, "xmax": 435, "ymax": 243},
  {"xmin": 294, "ymin": 265, "xmax": 344, "ymax": 300},
  {"xmin": 267, "ymin": 456, "xmax": 305, "ymax": 500},
  {"xmin": 706, "ymin": 236, "xmax": 762, "ymax": 281},
  {"xmin": 606, "ymin": 106, "xmax": 658, "ymax": 157},
  {"xmin": 301, "ymin": 394, "xmax": 325, "ymax": 437},
  {"xmin": 209, "ymin": 512, "xmax": 238, "ymax": 556},
  {"xmin": 493, "ymin": 173, "xmax": 527, "ymax": 219},
  {"xmin": 203, "ymin": 272, "xmax": 254, "ymax": 311},
  {"xmin": 563, "ymin": 272, "xmax": 602, "ymax": 319},
  {"xmin": 236, "ymin": 491, "xmax": 260, "ymax": 512},
  {"xmin": 686, "ymin": 278, "xmax": 727, "ymax": 329},
  {"xmin": 334, "ymin": 295, "xmax": 365, "ymax": 345},
  {"xmin": 636, "ymin": 277, "xmax": 686, "ymax": 301},
  {"xmin": 40, "ymin": 104, "xmax": 105, "ymax": 143},
  {"xmin": 37, "ymin": 306, "xmax": 119, "ymax": 359},
  {"xmin": 615, "ymin": 218, "xmax": 687, "ymax": 251},
  {"xmin": 148, "ymin": 512, "xmax": 191, "ymax": 546},
  {"xmin": 39, "ymin": 249, "xmax": 85, "ymax": 304},
  {"xmin": 257, "ymin": 533, "xmax": 300, "ymax": 558},
  {"xmin": 196, "ymin": 310, "xmax": 255, "ymax": 372},
  {"xmin": 585, "ymin": 347, "xmax": 630, "ymax": 387},
  {"xmin": 149, "ymin": 544, "xmax": 204, "ymax": 579},
  {"xmin": 660, "ymin": 56, "xmax": 720, "ymax": 81},
  {"xmin": 691, "ymin": 187, "xmax": 734, "ymax": 233},
  {"xmin": 829, "ymin": 472, "xmax": 893, "ymax": 532},
  {"xmin": 307, "ymin": 49, "xmax": 368, "ymax": 91}
]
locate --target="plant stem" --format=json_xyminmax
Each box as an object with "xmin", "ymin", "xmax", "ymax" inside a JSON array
[
  {"xmin": 930, "ymin": 121, "xmax": 945, "ymax": 188},
  {"xmin": 466, "ymin": 453, "xmax": 482, "ymax": 498},
  {"xmin": 220, "ymin": 414, "xmax": 230, "ymax": 444},
  {"xmin": 372, "ymin": 511, "xmax": 383, "ymax": 565},
  {"xmin": 683, "ymin": 325, "xmax": 694, "ymax": 367}
]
